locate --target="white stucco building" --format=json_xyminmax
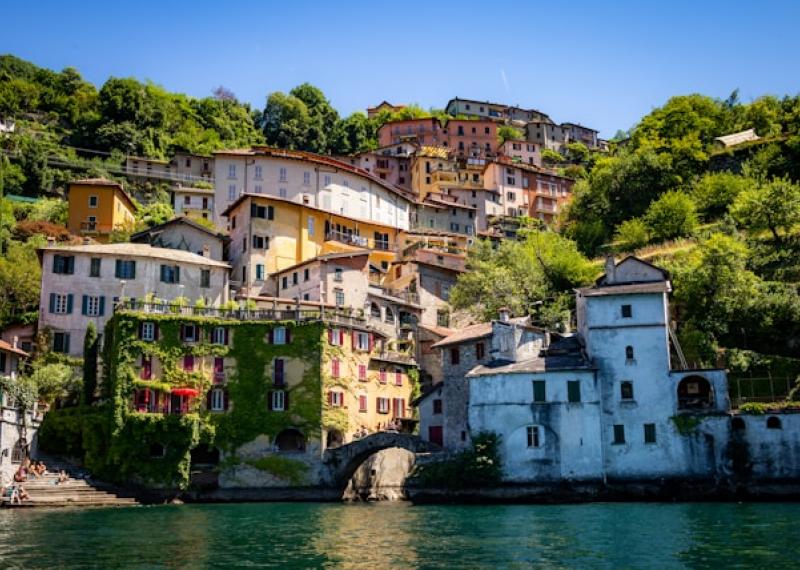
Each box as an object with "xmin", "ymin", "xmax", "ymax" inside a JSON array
[
  {"xmin": 38, "ymin": 242, "xmax": 230, "ymax": 357},
  {"xmin": 212, "ymin": 147, "xmax": 414, "ymax": 231}
]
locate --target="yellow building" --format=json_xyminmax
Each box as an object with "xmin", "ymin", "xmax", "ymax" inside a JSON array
[
  {"xmin": 223, "ymin": 193, "xmax": 403, "ymax": 297},
  {"xmin": 67, "ymin": 179, "xmax": 137, "ymax": 243}
]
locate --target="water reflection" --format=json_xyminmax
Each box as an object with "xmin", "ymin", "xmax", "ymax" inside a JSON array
[{"xmin": 0, "ymin": 502, "xmax": 797, "ymax": 568}]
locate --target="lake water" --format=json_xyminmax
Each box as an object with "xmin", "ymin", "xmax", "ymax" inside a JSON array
[{"xmin": 0, "ymin": 502, "xmax": 798, "ymax": 568}]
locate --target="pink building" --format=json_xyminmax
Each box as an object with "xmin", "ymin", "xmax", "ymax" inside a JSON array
[{"xmin": 378, "ymin": 118, "xmax": 499, "ymax": 159}]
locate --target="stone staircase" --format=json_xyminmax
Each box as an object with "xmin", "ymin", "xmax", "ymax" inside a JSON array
[{"xmin": 5, "ymin": 456, "xmax": 140, "ymax": 508}]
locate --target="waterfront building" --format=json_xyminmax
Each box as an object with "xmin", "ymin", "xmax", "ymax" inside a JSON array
[
  {"xmin": 37, "ymin": 242, "xmax": 229, "ymax": 357},
  {"xmin": 130, "ymin": 216, "xmax": 228, "ymax": 261},
  {"xmin": 66, "ymin": 179, "xmax": 137, "ymax": 244},
  {"xmin": 212, "ymin": 146, "xmax": 414, "ymax": 229}
]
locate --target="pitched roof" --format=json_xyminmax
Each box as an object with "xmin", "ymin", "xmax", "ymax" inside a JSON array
[
  {"xmin": 430, "ymin": 316, "xmax": 529, "ymax": 348},
  {"xmin": 467, "ymin": 353, "xmax": 593, "ymax": 376},
  {"xmin": 578, "ymin": 281, "xmax": 671, "ymax": 297},
  {"xmin": 0, "ymin": 338, "xmax": 28, "ymax": 358},
  {"xmin": 40, "ymin": 242, "xmax": 230, "ymax": 268},
  {"xmin": 715, "ymin": 128, "xmax": 760, "ymax": 147},
  {"xmin": 69, "ymin": 178, "xmax": 137, "ymax": 212},
  {"xmin": 130, "ymin": 216, "xmax": 227, "ymax": 243}
]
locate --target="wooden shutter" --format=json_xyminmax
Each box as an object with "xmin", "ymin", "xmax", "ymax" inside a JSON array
[
  {"xmin": 115, "ymin": 259, "xmax": 122, "ymax": 278},
  {"xmin": 283, "ymin": 390, "xmax": 289, "ymax": 411},
  {"xmin": 130, "ymin": 261, "xmax": 136, "ymax": 279},
  {"xmin": 274, "ymin": 359, "xmax": 284, "ymax": 386},
  {"xmin": 368, "ymin": 334, "xmax": 374, "ymax": 352},
  {"xmin": 81, "ymin": 295, "xmax": 88, "ymax": 316},
  {"xmin": 154, "ymin": 323, "xmax": 160, "ymax": 340},
  {"xmin": 49, "ymin": 293, "xmax": 55, "ymax": 314},
  {"xmin": 339, "ymin": 329, "xmax": 345, "ymax": 345},
  {"xmin": 138, "ymin": 322, "xmax": 144, "ymax": 339},
  {"xmin": 206, "ymin": 390, "xmax": 213, "ymax": 410},
  {"xmin": 351, "ymin": 330, "xmax": 357, "ymax": 350},
  {"xmin": 99, "ymin": 296, "xmax": 105, "ymax": 316},
  {"xmin": 327, "ymin": 391, "xmax": 333, "ymax": 405},
  {"xmin": 180, "ymin": 325, "xmax": 185, "ymax": 341},
  {"xmin": 64, "ymin": 334, "xmax": 70, "ymax": 354},
  {"xmin": 285, "ymin": 328, "xmax": 291, "ymax": 344},
  {"xmin": 66, "ymin": 294, "xmax": 74, "ymax": 314},
  {"xmin": 174, "ymin": 266, "xmax": 180, "ymax": 283}
]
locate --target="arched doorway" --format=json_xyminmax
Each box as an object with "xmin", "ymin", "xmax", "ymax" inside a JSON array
[
  {"xmin": 326, "ymin": 429, "xmax": 344, "ymax": 450},
  {"xmin": 275, "ymin": 428, "xmax": 306, "ymax": 453},
  {"xmin": 677, "ymin": 376, "xmax": 713, "ymax": 410}
]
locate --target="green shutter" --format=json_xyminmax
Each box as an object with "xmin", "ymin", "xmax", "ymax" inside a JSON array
[
  {"xmin": 567, "ymin": 380, "xmax": 581, "ymax": 403},
  {"xmin": 174, "ymin": 266, "xmax": 180, "ymax": 283},
  {"xmin": 99, "ymin": 296, "xmax": 105, "ymax": 316},
  {"xmin": 533, "ymin": 381, "xmax": 546, "ymax": 403},
  {"xmin": 49, "ymin": 293, "xmax": 56, "ymax": 314},
  {"xmin": 52, "ymin": 256, "xmax": 60, "ymax": 273},
  {"xmin": 81, "ymin": 295, "xmax": 88, "ymax": 316},
  {"xmin": 67, "ymin": 256, "xmax": 74, "ymax": 274},
  {"xmin": 130, "ymin": 261, "xmax": 136, "ymax": 279},
  {"xmin": 115, "ymin": 259, "xmax": 122, "ymax": 278},
  {"xmin": 66, "ymin": 294, "xmax": 74, "ymax": 314}
]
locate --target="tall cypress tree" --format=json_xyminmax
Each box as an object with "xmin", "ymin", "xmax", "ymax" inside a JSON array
[{"xmin": 82, "ymin": 322, "xmax": 98, "ymax": 405}]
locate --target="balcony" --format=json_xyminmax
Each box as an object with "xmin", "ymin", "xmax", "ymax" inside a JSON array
[
  {"xmin": 372, "ymin": 350, "xmax": 416, "ymax": 366},
  {"xmin": 325, "ymin": 230, "xmax": 395, "ymax": 252},
  {"xmin": 80, "ymin": 221, "xmax": 115, "ymax": 234},
  {"xmin": 369, "ymin": 284, "xmax": 420, "ymax": 306}
]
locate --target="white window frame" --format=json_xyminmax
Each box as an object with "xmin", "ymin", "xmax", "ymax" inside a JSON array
[
  {"xmin": 307, "ymin": 216, "xmax": 315, "ymax": 236},
  {"xmin": 210, "ymin": 388, "xmax": 225, "ymax": 411},
  {"xmin": 279, "ymin": 167, "xmax": 287, "ymax": 182},
  {"xmin": 330, "ymin": 391, "xmax": 344, "ymax": 407},
  {"xmin": 279, "ymin": 187, "xmax": 287, "ymax": 198},
  {"xmin": 228, "ymin": 164, "xmax": 236, "ymax": 179},
  {"xmin": 254, "ymin": 165, "xmax": 263, "ymax": 179},
  {"xmin": 183, "ymin": 324, "xmax": 198, "ymax": 343},
  {"xmin": 228, "ymin": 184, "xmax": 237, "ymax": 201},
  {"xmin": 141, "ymin": 322, "xmax": 155, "ymax": 341},
  {"xmin": 329, "ymin": 328, "xmax": 342, "ymax": 346},
  {"xmin": 324, "ymin": 175, "xmax": 332, "ymax": 187},
  {"xmin": 377, "ymin": 397, "xmax": 390, "ymax": 414},
  {"xmin": 88, "ymin": 195, "xmax": 98, "ymax": 208},
  {"xmin": 273, "ymin": 326, "xmax": 287, "ymax": 345},
  {"xmin": 334, "ymin": 289, "xmax": 345, "ymax": 307},
  {"xmin": 303, "ymin": 171, "xmax": 311, "ymax": 186},
  {"xmin": 272, "ymin": 390, "xmax": 285, "ymax": 411},
  {"xmin": 86, "ymin": 296, "xmax": 101, "ymax": 317},
  {"xmin": 356, "ymin": 332, "xmax": 370, "ymax": 351},
  {"xmin": 527, "ymin": 425, "xmax": 543, "ymax": 448},
  {"xmin": 213, "ymin": 327, "xmax": 226, "ymax": 345},
  {"xmin": 53, "ymin": 294, "xmax": 68, "ymax": 314}
]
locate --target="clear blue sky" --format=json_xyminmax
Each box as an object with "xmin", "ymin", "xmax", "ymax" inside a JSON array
[{"xmin": 3, "ymin": 0, "xmax": 799, "ymax": 138}]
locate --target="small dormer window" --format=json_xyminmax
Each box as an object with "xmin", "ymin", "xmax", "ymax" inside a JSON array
[{"xmin": 621, "ymin": 304, "xmax": 632, "ymax": 318}]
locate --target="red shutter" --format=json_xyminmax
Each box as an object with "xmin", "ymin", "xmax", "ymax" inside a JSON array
[
  {"xmin": 401, "ymin": 399, "xmax": 406, "ymax": 418},
  {"xmin": 351, "ymin": 330, "xmax": 357, "ymax": 350},
  {"xmin": 368, "ymin": 334, "xmax": 374, "ymax": 352},
  {"xmin": 359, "ymin": 395, "xmax": 366, "ymax": 412},
  {"xmin": 327, "ymin": 391, "xmax": 333, "ymax": 405},
  {"xmin": 392, "ymin": 398, "xmax": 398, "ymax": 417},
  {"xmin": 396, "ymin": 370, "xmax": 402, "ymax": 386},
  {"xmin": 339, "ymin": 329, "xmax": 345, "ymax": 345}
]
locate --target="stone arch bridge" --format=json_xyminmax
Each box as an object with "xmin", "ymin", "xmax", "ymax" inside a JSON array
[{"xmin": 321, "ymin": 432, "xmax": 440, "ymax": 488}]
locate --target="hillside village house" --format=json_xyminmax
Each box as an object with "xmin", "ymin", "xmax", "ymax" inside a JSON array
[
  {"xmin": 339, "ymin": 142, "xmax": 417, "ymax": 192},
  {"xmin": 444, "ymin": 97, "xmax": 552, "ymax": 125},
  {"xmin": 212, "ymin": 147, "xmax": 414, "ymax": 229},
  {"xmin": 414, "ymin": 192, "xmax": 477, "ymax": 236},
  {"xmin": 223, "ymin": 193, "xmax": 403, "ymax": 299},
  {"xmin": 126, "ymin": 152, "xmax": 214, "ymax": 185},
  {"xmin": 561, "ymin": 122, "xmax": 600, "ymax": 150},
  {"xmin": 66, "ymin": 179, "xmax": 137, "ymax": 244},
  {"xmin": 38, "ymin": 242, "xmax": 229, "ymax": 357},
  {"xmin": 500, "ymin": 139, "xmax": 541, "ymax": 167},
  {"xmin": 378, "ymin": 118, "xmax": 499, "ymax": 160},
  {"xmin": 366, "ymin": 101, "xmax": 406, "ymax": 119},
  {"xmin": 173, "ymin": 186, "xmax": 215, "ymax": 220},
  {"xmin": 483, "ymin": 160, "xmax": 574, "ymax": 223},
  {"xmin": 130, "ymin": 216, "xmax": 228, "ymax": 262}
]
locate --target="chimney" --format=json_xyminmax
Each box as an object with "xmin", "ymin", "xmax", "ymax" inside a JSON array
[
  {"xmin": 498, "ymin": 307, "xmax": 510, "ymax": 322},
  {"xmin": 604, "ymin": 255, "xmax": 616, "ymax": 284},
  {"xmin": 12, "ymin": 336, "xmax": 18, "ymax": 350},
  {"xmin": 46, "ymin": 236, "xmax": 56, "ymax": 247},
  {"xmin": 202, "ymin": 244, "xmax": 210, "ymax": 258}
]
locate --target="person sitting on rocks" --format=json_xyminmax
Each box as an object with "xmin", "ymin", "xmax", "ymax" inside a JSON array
[
  {"xmin": 56, "ymin": 470, "xmax": 68, "ymax": 485},
  {"xmin": 13, "ymin": 465, "xmax": 27, "ymax": 483},
  {"xmin": 37, "ymin": 461, "xmax": 48, "ymax": 476},
  {"xmin": 17, "ymin": 485, "xmax": 28, "ymax": 502}
]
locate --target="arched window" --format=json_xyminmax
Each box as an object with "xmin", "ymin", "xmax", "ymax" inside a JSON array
[
  {"xmin": 731, "ymin": 417, "xmax": 746, "ymax": 431},
  {"xmin": 625, "ymin": 346, "xmax": 634, "ymax": 360},
  {"xmin": 370, "ymin": 303, "xmax": 381, "ymax": 319},
  {"xmin": 677, "ymin": 376, "xmax": 714, "ymax": 410},
  {"xmin": 385, "ymin": 308, "xmax": 395, "ymax": 324},
  {"xmin": 767, "ymin": 416, "xmax": 782, "ymax": 430},
  {"xmin": 275, "ymin": 428, "xmax": 306, "ymax": 453}
]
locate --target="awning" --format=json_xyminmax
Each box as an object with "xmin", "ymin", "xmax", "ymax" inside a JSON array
[{"xmin": 171, "ymin": 388, "xmax": 200, "ymax": 397}]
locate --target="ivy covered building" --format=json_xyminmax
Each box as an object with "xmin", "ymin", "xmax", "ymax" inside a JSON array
[{"xmin": 60, "ymin": 302, "xmax": 417, "ymax": 489}]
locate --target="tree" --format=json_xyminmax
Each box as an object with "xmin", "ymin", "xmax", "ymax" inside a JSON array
[
  {"xmin": 261, "ymin": 91, "xmax": 313, "ymax": 151},
  {"xmin": 644, "ymin": 191, "xmax": 698, "ymax": 242},
  {"xmin": 330, "ymin": 112, "xmax": 372, "ymax": 155},
  {"xmin": 83, "ymin": 322, "xmax": 98, "ymax": 404},
  {"xmin": 0, "ymin": 241, "xmax": 41, "ymax": 327},
  {"xmin": 289, "ymin": 83, "xmax": 339, "ymax": 154},
  {"xmin": 541, "ymin": 149, "xmax": 564, "ymax": 164},
  {"xmin": 730, "ymin": 177, "xmax": 800, "ymax": 242},
  {"xmin": 691, "ymin": 172, "xmax": 753, "ymax": 219},
  {"xmin": 565, "ymin": 142, "xmax": 590, "ymax": 163},
  {"xmin": 497, "ymin": 125, "xmax": 524, "ymax": 145},
  {"xmin": 27, "ymin": 361, "xmax": 80, "ymax": 406},
  {"xmin": 137, "ymin": 201, "xmax": 174, "ymax": 228},
  {"xmin": 614, "ymin": 218, "xmax": 650, "ymax": 252}
]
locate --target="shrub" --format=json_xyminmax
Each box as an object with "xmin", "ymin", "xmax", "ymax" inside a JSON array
[
  {"xmin": 411, "ymin": 432, "xmax": 502, "ymax": 488},
  {"xmin": 12, "ymin": 220, "xmax": 71, "ymax": 242},
  {"xmin": 645, "ymin": 191, "xmax": 698, "ymax": 242},
  {"xmin": 614, "ymin": 218, "xmax": 650, "ymax": 252}
]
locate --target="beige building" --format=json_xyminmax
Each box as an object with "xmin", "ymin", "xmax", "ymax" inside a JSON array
[
  {"xmin": 130, "ymin": 217, "xmax": 228, "ymax": 261},
  {"xmin": 38, "ymin": 242, "xmax": 230, "ymax": 357},
  {"xmin": 173, "ymin": 186, "xmax": 215, "ymax": 220},
  {"xmin": 500, "ymin": 139, "xmax": 541, "ymax": 167}
]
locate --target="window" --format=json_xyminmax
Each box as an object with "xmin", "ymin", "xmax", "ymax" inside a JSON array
[
  {"xmin": 626, "ymin": 346, "xmax": 635, "ymax": 360},
  {"xmin": 385, "ymin": 308, "xmax": 395, "ymax": 324},
  {"xmin": 370, "ymin": 303, "xmax": 381, "ymax": 319},
  {"xmin": 567, "ymin": 380, "xmax": 581, "ymax": 403},
  {"xmin": 450, "ymin": 347, "xmax": 460, "ymax": 365},
  {"xmin": 213, "ymin": 327, "xmax": 228, "ymax": 345},
  {"xmin": 433, "ymin": 399, "xmax": 443, "ymax": 414},
  {"xmin": 533, "ymin": 380, "xmax": 546, "ymax": 403},
  {"xmin": 183, "ymin": 355, "xmax": 195, "ymax": 372},
  {"xmin": 527, "ymin": 425, "xmax": 542, "ymax": 448},
  {"xmin": 359, "ymin": 395, "xmax": 368, "ymax": 413},
  {"xmin": 279, "ymin": 188, "xmax": 287, "ymax": 198},
  {"xmin": 331, "ymin": 358, "xmax": 341, "ymax": 378},
  {"xmin": 613, "ymin": 424, "xmax": 625, "ymax": 444},
  {"xmin": 333, "ymin": 267, "xmax": 343, "ymax": 282},
  {"xmin": 392, "ymin": 397, "xmax": 406, "ymax": 418},
  {"xmin": 88, "ymin": 195, "xmax": 98, "ymax": 208},
  {"xmin": 281, "ymin": 276, "xmax": 288, "ymax": 290},
  {"xmin": 395, "ymin": 368, "xmax": 403, "ymax": 386},
  {"xmin": 255, "ymin": 185, "xmax": 263, "ymax": 194},
  {"xmin": 324, "ymin": 175, "xmax": 332, "ymax": 187},
  {"xmin": 184, "ymin": 196, "xmax": 191, "ymax": 206},
  {"xmin": 160, "ymin": 265, "xmax": 180, "ymax": 284},
  {"xmin": 379, "ymin": 368, "xmax": 387, "ymax": 384},
  {"xmin": 52, "ymin": 332, "xmax": 70, "ymax": 354},
  {"xmin": 271, "ymin": 390, "xmax": 286, "ymax": 412},
  {"xmin": 334, "ymin": 289, "xmax": 345, "ymax": 307},
  {"xmin": 506, "ymin": 191, "xmax": 516, "ymax": 201},
  {"xmin": 273, "ymin": 358, "xmax": 285, "ymax": 386},
  {"xmin": 182, "ymin": 324, "xmax": 198, "ymax": 342},
  {"xmin": 210, "ymin": 389, "xmax": 225, "ymax": 412},
  {"xmin": 273, "ymin": 326, "xmax": 288, "ymax": 345},
  {"xmin": 307, "ymin": 216, "xmax": 315, "ymax": 237},
  {"xmin": 141, "ymin": 322, "xmax": 155, "ymax": 341},
  {"xmin": 377, "ymin": 397, "xmax": 390, "ymax": 414},
  {"xmin": 476, "ymin": 342, "xmax": 485, "ymax": 360},
  {"xmin": 228, "ymin": 185, "xmax": 237, "ymax": 201},
  {"xmin": 50, "ymin": 293, "xmax": 72, "ymax": 314},
  {"xmin": 253, "ymin": 235, "xmax": 266, "ymax": 249},
  {"xmin": 355, "ymin": 332, "xmax": 370, "ymax": 351},
  {"xmin": 88, "ymin": 257, "xmax": 102, "ymax": 277},
  {"xmin": 437, "ymin": 310, "xmax": 450, "ymax": 327},
  {"xmin": 621, "ymin": 381, "xmax": 634, "ymax": 400},
  {"xmin": 644, "ymin": 423, "xmax": 656, "ymax": 444},
  {"xmin": 254, "ymin": 165, "xmax": 263, "ymax": 179},
  {"xmin": 140, "ymin": 355, "xmax": 152, "ymax": 380},
  {"xmin": 328, "ymin": 327, "xmax": 344, "ymax": 346},
  {"xmin": 52, "ymin": 255, "xmax": 75, "ymax": 275},
  {"xmin": 328, "ymin": 391, "xmax": 344, "ymax": 407},
  {"xmin": 450, "ymin": 223, "xmax": 460, "ymax": 232},
  {"xmin": 303, "ymin": 268, "xmax": 310, "ymax": 281},
  {"xmin": 303, "ymin": 171, "xmax": 311, "ymax": 185},
  {"xmin": 256, "ymin": 265, "xmax": 265, "ymax": 281},
  {"xmin": 621, "ymin": 304, "xmax": 632, "ymax": 318},
  {"xmin": 228, "ymin": 164, "xmax": 236, "ymax": 178},
  {"xmin": 279, "ymin": 167, "xmax": 287, "ymax": 182},
  {"xmin": 358, "ymin": 364, "xmax": 367, "ymax": 381},
  {"xmin": 82, "ymin": 295, "xmax": 104, "ymax": 317},
  {"xmin": 213, "ymin": 357, "xmax": 225, "ymax": 383},
  {"xmin": 199, "ymin": 269, "xmax": 210, "ymax": 288}
]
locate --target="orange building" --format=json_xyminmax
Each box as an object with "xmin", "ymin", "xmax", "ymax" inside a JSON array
[{"xmin": 67, "ymin": 179, "xmax": 137, "ymax": 243}]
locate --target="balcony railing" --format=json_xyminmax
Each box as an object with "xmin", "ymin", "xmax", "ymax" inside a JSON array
[
  {"xmin": 116, "ymin": 299, "xmax": 367, "ymax": 327},
  {"xmin": 325, "ymin": 230, "xmax": 395, "ymax": 251}
]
